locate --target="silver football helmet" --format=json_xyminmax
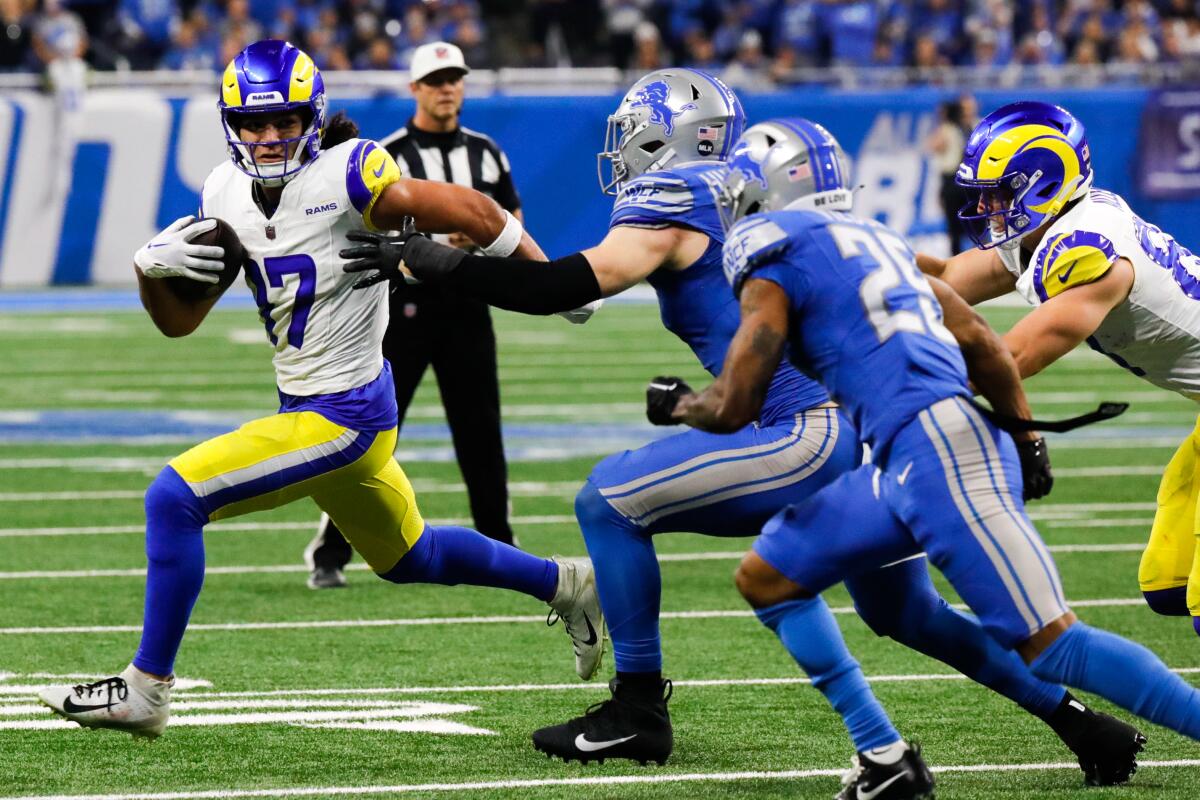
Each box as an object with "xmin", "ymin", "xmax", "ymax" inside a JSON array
[
  {"xmin": 598, "ymin": 68, "xmax": 745, "ymax": 195},
  {"xmin": 718, "ymin": 118, "xmax": 854, "ymax": 232}
]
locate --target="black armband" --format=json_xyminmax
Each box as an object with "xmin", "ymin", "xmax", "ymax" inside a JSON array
[{"xmin": 444, "ymin": 252, "xmax": 602, "ymax": 315}]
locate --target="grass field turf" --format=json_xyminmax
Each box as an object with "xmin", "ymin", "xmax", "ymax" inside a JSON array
[{"xmin": 1, "ymin": 299, "xmax": 1199, "ymax": 799}]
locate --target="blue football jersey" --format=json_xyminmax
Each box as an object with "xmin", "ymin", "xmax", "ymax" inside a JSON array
[
  {"xmin": 610, "ymin": 162, "xmax": 828, "ymax": 422},
  {"xmin": 724, "ymin": 209, "xmax": 970, "ymax": 458}
]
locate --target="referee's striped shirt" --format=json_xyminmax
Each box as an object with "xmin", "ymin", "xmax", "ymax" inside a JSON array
[{"xmin": 380, "ymin": 119, "xmax": 521, "ymax": 214}]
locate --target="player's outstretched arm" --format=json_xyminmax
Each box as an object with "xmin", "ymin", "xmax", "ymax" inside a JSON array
[
  {"xmin": 932, "ymin": 276, "xmax": 1033, "ymax": 425},
  {"xmin": 356, "ymin": 220, "xmax": 701, "ymax": 316},
  {"xmin": 671, "ymin": 277, "xmax": 789, "ymax": 433},
  {"xmin": 371, "ymin": 178, "xmax": 545, "ymax": 260},
  {"xmin": 1002, "ymin": 258, "xmax": 1134, "ymax": 379},
  {"xmin": 917, "ymin": 247, "xmax": 1014, "ymax": 305},
  {"xmin": 933, "ymin": 276, "xmax": 1054, "ymax": 499}
]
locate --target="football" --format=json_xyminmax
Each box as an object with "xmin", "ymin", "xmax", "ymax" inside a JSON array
[{"xmin": 166, "ymin": 217, "xmax": 247, "ymax": 302}]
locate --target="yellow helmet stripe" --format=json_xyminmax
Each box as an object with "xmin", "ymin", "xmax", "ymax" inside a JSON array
[
  {"xmin": 289, "ymin": 52, "xmax": 316, "ymax": 103},
  {"xmin": 221, "ymin": 61, "xmax": 242, "ymax": 107},
  {"xmin": 977, "ymin": 123, "xmax": 1081, "ymax": 215}
]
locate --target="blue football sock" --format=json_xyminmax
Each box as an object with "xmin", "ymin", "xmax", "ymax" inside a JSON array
[
  {"xmin": 848, "ymin": 562, "xmax": 1064, "ymax": 718},
  {"xmin": 757, "ymin": 596, "xmax": 901, "ymax": 752},
  {"xmin": 1030, "ymin": 622, "xmax": 1200, "ymax": 740},
  {"xmin": 379, "ymin": 525, "xmax": 558, "ymax": 602},
  {"xmin": 132, "ymin": 467, "xmax": 207, "ymax": 677},
  {"xmin": 575, "ymin": 480, "xmax": 662, "ymax": 673},
  {"xmin": 1143, "ymin": 586, "xmax": 1189, "ymax": 616}
]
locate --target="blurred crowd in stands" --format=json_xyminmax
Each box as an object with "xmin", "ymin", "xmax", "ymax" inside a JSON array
[{"xmin": 2, "ymin": 0, "xmax": 1199, "ymax": 88}]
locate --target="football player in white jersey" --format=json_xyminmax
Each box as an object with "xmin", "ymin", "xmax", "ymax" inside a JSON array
[
  {"xmin": 38, "ymin": 40, "xmax": 604, "ymax": 738},
  {"xmin": 919, "ymin": 100, "xmax": 1200, "ymax": 635}
]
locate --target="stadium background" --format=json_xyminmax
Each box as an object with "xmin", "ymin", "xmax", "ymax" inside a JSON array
[{"xmin": 7, "ymin": 1, "xmax": 1200, "ymax": 799}]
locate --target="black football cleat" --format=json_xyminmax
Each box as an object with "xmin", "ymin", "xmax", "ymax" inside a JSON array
[
  {"xmin": 531, "ymin": 677, "xmax": 672, "ymax": 765},
  {"xmin": 1047, "ymin": 692, "xmax": 1147, "ymax": 786},
  {"xmin": 835, "ymin": 742, "xmax": 935, "ymax": 800}
]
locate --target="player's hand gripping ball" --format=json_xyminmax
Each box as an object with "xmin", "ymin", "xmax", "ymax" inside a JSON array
[
  {"xmin": 135, "ymin": 216, "xmax": 246, "ymax": 302},
  {"xmin": 646, "ymin": 376, "xmax": 693, "ymax": 426},
  {"xmin": 1016, "ymin": 436, "xmax": 1053, "ymax": 501}
]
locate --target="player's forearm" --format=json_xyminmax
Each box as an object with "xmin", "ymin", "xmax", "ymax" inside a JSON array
[
  {"xmin": 512, "ymin": 230, "xmax": 546, "ymax": 261},
  {"xmin": 673, "ymin": 381, "xmax": 756, "ymax": 433},
  {"xmin": 135, "ymin": 267, "xmax": 213, "ymax": 338},
  {"xmin": 915, "ymin": 252, "xmax": 946, "ymax": 279},
  {"xmin": 962, "ymin": 332, "xmax": 1037, "ymax": 439},
  {"xmin": 401, "ymin": 235, "xmax": 602, "ymax": 314}
]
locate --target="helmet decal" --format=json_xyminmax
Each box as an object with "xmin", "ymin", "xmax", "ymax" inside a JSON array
[
  {"xmin": 718, "ymin": 118, "xmax": 853, "ymax": 233},
  {"xmin": 730, "ymin": 143, "xmax": 769, "ymax": 191},
  {"xmin": 629, "ymin": 81, "xmax": 697, "ymax": 137}
]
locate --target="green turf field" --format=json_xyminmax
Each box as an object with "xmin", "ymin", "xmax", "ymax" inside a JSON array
[{"xmin": 1, "ymin": 299, "xmax": 1199, "ymax": 799}]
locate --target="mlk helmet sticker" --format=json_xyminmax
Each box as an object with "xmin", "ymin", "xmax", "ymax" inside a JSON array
[{"xmin": 630, "ymin": 81, "xmax": 697, "ymax": 137}]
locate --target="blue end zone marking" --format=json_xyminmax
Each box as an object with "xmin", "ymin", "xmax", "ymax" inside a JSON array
[
  {"xmin": 52, "ymin": 143, "xmax": 110, "ymax": 284},
  {"xmin": 0, "ymin": 102, "xmax": 24, "ymax": 281}
]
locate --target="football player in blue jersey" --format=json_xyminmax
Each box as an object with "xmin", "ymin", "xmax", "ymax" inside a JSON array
[
  {"xmin": 37, "ymin": 40, "xmax": 605, "ymax": 738},
  {"xmin": 359, "ymin": 72, "xmax": 1145, "ymax": 786},
  {"xmin": 662, "ymin": 117, "xmax": 1200, "ymax": 795}
]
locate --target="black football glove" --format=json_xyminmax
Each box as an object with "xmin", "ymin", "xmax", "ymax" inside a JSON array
[
  {"xmin": 646, "ymin": 376, "xmax": 693, "ymax": 426},
  {"xmin": 342, "ymin": 218, "xmax": 422, "ymax": 289},
  {"xmin": 1016, "ymin": 436, "xmax": 1053, "ymax": 501}
]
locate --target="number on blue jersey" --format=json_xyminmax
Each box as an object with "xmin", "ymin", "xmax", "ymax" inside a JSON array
[{"xmin": 828, "ymin": 223, "xmax": 956, "ymax": 346}]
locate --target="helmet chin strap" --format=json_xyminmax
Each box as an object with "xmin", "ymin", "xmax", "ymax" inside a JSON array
[{"xmin": 250, "ymin": 156, "xmax": 305, "ymax": 187}]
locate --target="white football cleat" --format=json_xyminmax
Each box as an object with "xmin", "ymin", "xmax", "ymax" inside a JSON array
[
  {"xmin": 39, "ymin": 664, "xmax": 173, "ymax": 738},
  {"xmin": 547, "ymin": 557, "xmax": 607, "ymax": 680}
]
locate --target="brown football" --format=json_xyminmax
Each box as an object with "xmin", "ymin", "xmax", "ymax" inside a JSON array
[{"xmin": 165, "ymin": 218, "xmax": 248, "ymax": 302}]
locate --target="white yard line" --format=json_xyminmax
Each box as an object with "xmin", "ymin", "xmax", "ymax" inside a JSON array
[
  {"xmin": 0, "ymin": 543, "xmax": 1146, "ymax": 581},
  {"xmin": 0, "ymin": 598, "xmax": 1150, "ymax": 635},
  {"xmin": 7, "ymin": 761, "xmax": 1200, "ymax": 800},
  {"xmin": 1053, "ymin": 465, "xmax": 1163, "ymax": 477}
]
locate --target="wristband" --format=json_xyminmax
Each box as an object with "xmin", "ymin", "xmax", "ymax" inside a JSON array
[{"xmin": 481, "ymin": 210, "xmax": 523, "ymax": 257}]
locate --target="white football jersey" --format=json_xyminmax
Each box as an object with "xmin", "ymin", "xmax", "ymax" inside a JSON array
[
  {"xmin": 201, "ymin": 138, "xmax": 403, "ymax": 396},
  {"xmin": 1000, "ymin": 189, "xmax": 1200, "ymax": 401}
]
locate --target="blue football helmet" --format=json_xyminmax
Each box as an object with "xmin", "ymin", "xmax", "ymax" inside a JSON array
[
  {"xmin": 219, "ymin": 40, "xmax": 326, "ymax": 186},
  {"xmin": 955, "ymin": 101, "xmax": 1092, "ymax": 250},
  {"xmin": 718, "ymin": 118, "xmax": 853, "ymax": 235}
]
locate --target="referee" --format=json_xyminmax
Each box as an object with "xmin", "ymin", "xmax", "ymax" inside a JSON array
[{"xmin": 304, "ymin": 41, "xmax": 521, "ymax": 588}]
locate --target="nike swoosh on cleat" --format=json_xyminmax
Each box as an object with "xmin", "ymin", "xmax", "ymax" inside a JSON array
[
  {"xmin": 574, "ymin": 733, "xmax": 637, "ymax": 752},
  {"xmin": 649, "ymin": 382, "xmax": 678, "ymax": 392},
  {"xmin": 857, "ymin": 770, "xmax": 911, "ymax": 800},
  {"xmin": 579, "ymin": 612, "xmax": 598, "ymax": 647},
  {"xmin": 61, "ymin": 697, "xmax": 116, "ymax": 714}
]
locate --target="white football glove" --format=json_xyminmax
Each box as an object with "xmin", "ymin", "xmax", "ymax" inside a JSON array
[
  {"xmin": 134, "ymin": 216, "xmax": 225, "ymax": 284},
  {"xmin": 557, "ymin": 298, "xmax": 604, "ymax": 325}
]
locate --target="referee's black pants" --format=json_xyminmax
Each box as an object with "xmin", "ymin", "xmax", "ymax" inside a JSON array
[{"xmin": 307, "ymin": 287, "xmax": 515, "ymax": 571}]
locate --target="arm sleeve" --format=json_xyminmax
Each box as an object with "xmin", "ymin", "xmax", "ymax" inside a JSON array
[{"xmin": 445, "ymin": 251, "xmax": 602, "ymax": 315}]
